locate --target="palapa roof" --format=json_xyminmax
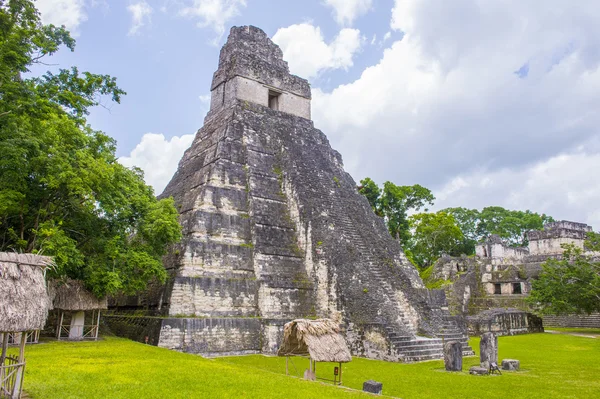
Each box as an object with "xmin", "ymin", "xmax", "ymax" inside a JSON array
[
  {"xmin": 277, "ymin": 319, "xmax": 352, "ymax": 363},
  {"xmin": 0, "ymin": 252, "xmax": 52, "ymax": 332},
  {"xmin": 49, "ymin": 279, "xmax": 107, "ymax": 311}
]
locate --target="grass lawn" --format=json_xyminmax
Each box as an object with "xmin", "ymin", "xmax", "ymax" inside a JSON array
[
  {"xmin": 16, "ymin": 338, "xmax": 364, "ymax": 399},
  {"xmin": 545, "ymin": 327, "xmax": 600, "ymax": 335},
  {"xmin": 218, "ymin": 333, "xmax": 600, "ymax": 399},
  {"xmin": 13, "ymin": 332, "xmax": 600, "ymax": 398}
]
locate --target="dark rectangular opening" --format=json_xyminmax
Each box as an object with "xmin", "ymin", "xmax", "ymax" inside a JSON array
[
  {"xmin": 268, "ymin": 90, "xmax": 280, "ymax": 110},
  {"xmin": 513, "ymin": 282, "xmax": 522, "ymax": 294},
  {"xmin": 494, "ymin": 283, "xmax": 502, "ymax": 295}
]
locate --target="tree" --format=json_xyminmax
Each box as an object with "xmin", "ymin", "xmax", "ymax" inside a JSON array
[
  {"xmin": 442, "ymin": 206, "xmax": 553, "ymax": 248},
  {"xmin": 0, "ymin": 0, "xmax": 182, "ymax": 297},
  {"xmin": 440, "ymin": 207, "xmax": 480, "ymax": 255},
  {"xmin": 476, "ymin": 207, "xmax": 553, "ymax": 246},
  {"xmin": 528, "ymin": 232, "xmax": 600, "ymax": 315},
  {"xmin": 358, "ymin": 178, "xmax": 435, "ymax": 245},
  {"xmin": 407, "ymin": 212, "xmax": 464, "ymax": 268}
]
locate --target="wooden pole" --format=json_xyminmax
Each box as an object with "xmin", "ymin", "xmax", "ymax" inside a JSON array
[
  {"xmin": 0, "ymin": 332, "xmax": 8, "ymax": 364},
  {"xmin": 339, "ymin": 362, "xmax": 342, "ymax": 385},
  {"xmin": 95, "ymin": 310, "xmax": 101, "ymax": 340},
  {"xmin": 0, "ymin": 332, "xmax": 8, "ymax": 386},
  {"xmin": 18, "ymin": 332, "xmax": 26, "ymax": 362},
  {"xmin": 57, "ymin": 311, "xmax": 64, "ymax": 340},
  {"xmin": 285, "ymin": 357, "xmax": 289, "ymax": 375}
]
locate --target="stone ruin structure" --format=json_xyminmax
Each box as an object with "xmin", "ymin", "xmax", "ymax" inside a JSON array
[
  {"xmin": 427, "ymin": 220, "xmax": 599, "ymax": 332},
  {"xmin": 107, "ymin": 25, "xmax": 473, "ymax": 362}
]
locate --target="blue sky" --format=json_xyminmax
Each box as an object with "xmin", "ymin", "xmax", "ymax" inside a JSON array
[{"xmin": 34, "ymin": 0, "xmax": 600, "ymax": 228}]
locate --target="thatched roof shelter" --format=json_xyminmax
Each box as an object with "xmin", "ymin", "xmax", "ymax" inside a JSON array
[
  {"xmin": 277, "ymin": 319, "xmax": 352, "ymax": 363},
  {"xmin": 49, "ymin": 279, "xmax": 107, "ymax": 311},
  {"xmin": 0, "ymin": 252, "xmax": 52, "ymax": 333}
]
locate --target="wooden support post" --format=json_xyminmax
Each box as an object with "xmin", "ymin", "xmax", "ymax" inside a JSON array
[
  {"xmin": 18, "ymin": 332, "xmax": 26, "ymax": 362},
  {"xmin": 339, "ymin": 362, "xmax": 342, "ymax": 385},
  {"xmin": 95, "ymin": 310, "xmax": 101, "ymax": 340},
  {"xmin": 57, "ymin": 311, "xmax": 64, "ymax": 340},
  {"xmin": 0, "ymin": 332, "xmax": 8, "ymax": 364},
  {"xmin": 285, "ymin": 357, "xmax": 289, "ymax": 375},
  {"xmin": 0, "ymin": 333, "xmax": 8, "ymax": 386},
  {"xmin": 11, "ymin": 332, "xmax": 27, "ymax": 398}
]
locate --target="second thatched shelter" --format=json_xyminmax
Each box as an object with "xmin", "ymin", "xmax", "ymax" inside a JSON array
[
  {"xmin": 0, "ymin": 252, "xmax": 52, "ymax": 398},
  {"xmin": 278, "ymin": 319, "xmax": 351, "ymax": 385},
  {"xmin": 49, "ymin": 279, "xmax": 107, "ymax": 341}
]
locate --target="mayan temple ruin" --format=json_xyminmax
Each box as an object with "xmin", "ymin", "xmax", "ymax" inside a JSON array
[
  {"xmin": 109, "ymin": 26, "xmax": 473, "ymax": 362},
  {"xmin": 428, "ymin": 220, "xmax": 600, "ymax": 334}
]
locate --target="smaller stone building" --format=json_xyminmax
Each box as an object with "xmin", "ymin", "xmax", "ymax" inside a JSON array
[{"xmin": 427, "ymin": 220, "xmax": 599, "ymax": 330}]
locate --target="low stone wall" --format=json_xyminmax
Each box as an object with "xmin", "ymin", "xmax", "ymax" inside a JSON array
[
  {"xmin": 467, "ymin": 309, "xmax": 543, "ymax": 336},
  {"xmin": 158, "ymin": 317, "xmax": 263, "ymax": 356},
  {"xmin": 102, "ymin": 315, "xmax": 163, "ymax": 345},
  {"xmin": 543, "ymin": 313, "xmax": 600, "ymax": 328}
]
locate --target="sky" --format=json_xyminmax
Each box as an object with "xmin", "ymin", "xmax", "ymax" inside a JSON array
[{"xmin": 33, "ymin": 0, "xmax": 600, "ymax": 229}]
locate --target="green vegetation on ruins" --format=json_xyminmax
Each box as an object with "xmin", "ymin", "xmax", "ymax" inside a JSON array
[
  {"xmin": 14, "ymin": 333, "xmax": 600, "ymax": 398},
  {"xmin": 528, "ymin": 231, "xmax": 600, "ymax": 315},
  {"xmin": 0, "ymin": 0, "xmax": 182, "ymax": 297}
]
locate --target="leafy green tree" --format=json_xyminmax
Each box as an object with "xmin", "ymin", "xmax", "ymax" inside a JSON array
[
  {"xmin": 407, "ymin": 212, "xmax": 464, "ymax": 268},
  {"xmin": 440, "ymin": 207, "xmax": 480, "ymax": 255},
  {"xmin": 442, "ymin": 206, "xmax": 553, "ymax": 248},
  {"xmin": 358, "ymin": 178, "xmax": 434, "ymax": 244},
  {"xmin": 357, "ymin": 177, "xmax": 381, "ymax": 216},
  {"xmin": 0, "ymin": 0, "xmax": 182, "ymax": 297},
  {"xmin": 476, "ymin": 207, "xmax": 553, "ymax": 246},
  {"xmin": 528, "ymin": 232, "xmax": 600, "ymax": 315}
]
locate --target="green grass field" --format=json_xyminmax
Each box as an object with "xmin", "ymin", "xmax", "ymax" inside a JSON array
[{"xmin": 14, "ymin": 332, "xmax": 600, "ymax": 398}]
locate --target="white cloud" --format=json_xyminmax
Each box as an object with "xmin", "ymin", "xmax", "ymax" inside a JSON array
[
  {"xmin": 35, "ymin": 0, "xmax": 87, "ymax": 33},
  {"xmin": 179, "ymin": 0, "xmax": 246, "ymax": 43},
  {"xmin": 272, "ymin": 24, "xmax": 363, "ymax": 79},
  {"xmin": 119, "ymin": 133, "xmax": 195, "ymax": 194},
  {"xmin": 312, "ymin": 0, "xmax": 600, "ymax": 227},
  {"xmin": 127, "ymin": 1, "xmax": 153, "ymax": 36},
  {"xmin": 434, "ymin": 149, "xmax": 600, "ymax": 228},
  {"xmin": 323, "ymin": 0, "xmax": 372, "ymax": 26}
]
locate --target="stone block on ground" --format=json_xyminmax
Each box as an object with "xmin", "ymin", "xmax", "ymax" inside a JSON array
[
  {"xmin": 480, "ymin": 332, "xmax": 498, "ymax": 369},
  {"xmin": 363, "ymin": 380, "xmax": 383, "ymax": 394},
  {"xmin": 469, "ymin": 366, "xmax": 489, "ymax": 375},
  {"xmin": 444, "ymin": 341, "xmax": 463, "ymax": 371},
  {"xmin": 303, "ymin": 369, "xmax": 316, "ymax": 381},
  {"xmin": 501, "ymin": 359, "xmax": 520, "ymax": 371}
]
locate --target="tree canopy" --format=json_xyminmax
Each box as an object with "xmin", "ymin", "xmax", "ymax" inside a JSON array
[
  {"xmin": 358, "ymin": 178, "xmax": 434, "ymax": 243},
  {"xmin": 528, "ymin": 232, "xmax": 600, "ymax": 315},
  {"xmin": 406, "ymin": 212, "xmax": 464, "ymax": 268},
  {"xmin": 0, "ymin": 0, "xmax": 182, "ymax": 297},
  {"xmin": 358, "ymin": 178, "xmax": 554, "ymax": 269}
]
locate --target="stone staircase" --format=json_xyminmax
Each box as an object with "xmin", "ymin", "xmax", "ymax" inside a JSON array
[
  {"xmin": 334, "ymin": 207, "xmax": 475, "ymax": 362},
  {"xmin": 309, "ymin": 172, "xmax": 475, "ymax": 362}
]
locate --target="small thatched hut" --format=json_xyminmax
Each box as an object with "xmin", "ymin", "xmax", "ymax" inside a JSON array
[
  {"xmin": 278, "ymin": 319, "xmax": 351, "ymax": 385},
  {"xmin": 0, "ymin": 252, "xmax": 52, "ymax": 398},
  {"xmin": 49, "ymin": 279, "xmax": 107, "ymax": 341}
]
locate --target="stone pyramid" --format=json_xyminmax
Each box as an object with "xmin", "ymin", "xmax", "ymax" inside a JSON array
[{"xmin": 130, "ymin": 26, "xmax": 472, "ymax": 361}]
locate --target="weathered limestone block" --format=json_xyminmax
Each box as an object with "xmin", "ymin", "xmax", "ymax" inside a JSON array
[
  {"xmin": 303, "ymin": 369, "xmax": 316, "ymax": 381},
  {"xmin": 501, "ymin": 359, "xmax": 520, "ymax": 371},
  {"xmin": 444, "ymin": 341, "xmax": 463, "ymax": 371},
  {"xmin": 363, "ymin": 380, "xmax": 383, "ymax": 394},
  {"xmin": 469, "ymin": 366, "xmax": 489, "ymax": 375},
  {"xmin": 480, "ymin": 332, "xmax": 498, "ymax": 369}
]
